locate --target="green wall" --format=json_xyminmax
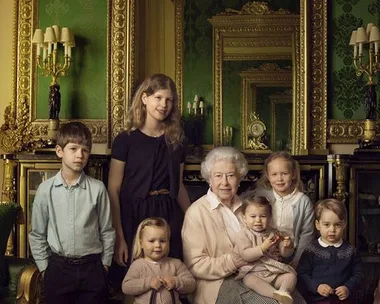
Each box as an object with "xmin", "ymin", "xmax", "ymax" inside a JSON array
[
  {"xmin": 36, "ymin": 0, "xmax": 107, "ymax": 119},
  {"xmin": 329, "ymin": 0, "xmax": 380, "ymax": 119}
]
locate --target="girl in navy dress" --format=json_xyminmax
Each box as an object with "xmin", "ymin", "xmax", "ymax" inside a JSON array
[{"xmin": 108, "ymin": 74, "xmax": 191, "ymax": 273}]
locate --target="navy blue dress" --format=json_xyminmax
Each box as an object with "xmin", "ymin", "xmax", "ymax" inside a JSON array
[{"xmin": 111, "ymin": 129, "xmax": 186, "ymax": 263}]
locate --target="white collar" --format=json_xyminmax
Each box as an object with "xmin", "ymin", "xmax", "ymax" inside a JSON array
[
  {"xmin": 273, "ymin": 188, "xmax": 302, "ymax": 205},
  {"xmin": 318, "ymin": 237, "xmax": 343, "ymax": 248},
  {"xmin": 206, "ymin": 188, "xmax": 242, "ymax": 212}
]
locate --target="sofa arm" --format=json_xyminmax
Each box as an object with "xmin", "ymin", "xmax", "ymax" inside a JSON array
[{"xmin": 4, "ymin": 256, "xmax": 43, "ymax": 304}]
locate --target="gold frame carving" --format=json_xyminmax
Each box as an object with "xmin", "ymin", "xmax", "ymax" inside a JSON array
[
  {"xmin": 307, "ymin": 0, "xmax": 328, "ymax": 151},
  {"xmin": 240, "ymin": 64, "xmax": 293, "ymax": 152},
  {"xmin": 327, "ymin": 119, "xmax": 380, "ymax": 143},
  {"xmin": 0, "ymin": 0, "xmax": 136, "ymax": 152},
  {"xmin": 174, "ymin": 0, "xmax": 184, "ymax": 114},
  {"xmin": 173, "ymin": 0, "xmax": 327, "ymax": 153}
]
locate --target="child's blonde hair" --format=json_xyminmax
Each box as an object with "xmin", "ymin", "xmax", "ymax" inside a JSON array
[
  {"xmin": 315, "ymin": 198, "xmax": 347, "ymax": 222},
  {"xmin": 125, "ymin": 74, "xmax": 184, "ymax": 148},
  {"xmin": 258, "ymin": 151, "xmax": 303, "ymax": 192},
  {"xmin": 132, "ymin": 217, "xmax": 171, "ymax": 261}
]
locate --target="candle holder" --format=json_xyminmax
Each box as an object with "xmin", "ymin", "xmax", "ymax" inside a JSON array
[
  {"xmin": 185, "ymin": 95, "xmax": 205, "ymax": 157},
  {"xmin": 32, "ymin": 26, "xmax": 75, "ymax": 146},
  {"xmin": 350, "ymin": 24, "xmax": 380, "ymax": 148},
  {"xmin": 223, "ymin": 126, "xmax": 233, "ymax": 146}
]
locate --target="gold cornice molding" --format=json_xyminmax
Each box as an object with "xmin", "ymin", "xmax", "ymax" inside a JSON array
[
  {"xmin": 326, "ymin": 119, "xmax": 380, "ymax": 144},
  {"xmin": 0, "ymin": 0, "xmax": 136, "ymax": 152}
]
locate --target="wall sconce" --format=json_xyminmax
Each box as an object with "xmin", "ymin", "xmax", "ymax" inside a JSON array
[
  {"xmin": 32, "ymin": 25, "xmax": 75, "ymax": 146},
  {"xmin": 185, "ymin": 95, "xmax": 205, "ymax": 157},
  {"xmin": 350, "ymin": 23, "xmax": 380, "ymax": 148},
  {"xmin": 223, "ymin": 126, "xmax": 233, "ymax": 146}
]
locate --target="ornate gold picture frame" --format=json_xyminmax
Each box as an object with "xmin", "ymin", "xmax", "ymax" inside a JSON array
[
  {"xmin": 0, "ymin": 0, "xmax": 136, "ymax": 152},
  {"xmin": 175, "ymin": 0, "xmax": 328, "ymax": 154}
]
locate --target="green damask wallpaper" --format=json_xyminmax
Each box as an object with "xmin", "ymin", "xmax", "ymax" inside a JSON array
[
  {"xmin": 329, "ymin": 0, "xmax": 380, "ymax": 119},
  {"xmin": 36, "ymin": 0, "xmax": 107, "ymax": 119},
  {"xmin": 183, "ymin": 0, "xmax": 298, "ymax": 146}
]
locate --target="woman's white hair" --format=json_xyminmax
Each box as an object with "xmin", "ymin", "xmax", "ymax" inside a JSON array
[{"xmin": 201, "ymin": 146, "xmax": 248, "ymax": 183}]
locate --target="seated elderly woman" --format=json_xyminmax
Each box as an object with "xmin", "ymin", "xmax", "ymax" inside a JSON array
[{"xmin": 182, "ymin": 146, "xmax": 306, "ymax": 304}]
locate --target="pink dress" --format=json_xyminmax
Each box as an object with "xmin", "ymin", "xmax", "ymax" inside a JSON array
[{"xmin": 235, "ymin": 227, "xmax": 296, "ymax": 283}]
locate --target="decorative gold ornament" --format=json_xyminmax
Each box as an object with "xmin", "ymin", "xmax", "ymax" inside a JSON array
[
  {"xmin": 247, "ymin": 112, "xmax": 268, "ymax": 150},
  {"xmin": 0, "ymin": 105, "xmax": 46, "ymax": 153},
  {"xmin": 220, "ymin": 1, "xmax": 290, "ymax": 15}
]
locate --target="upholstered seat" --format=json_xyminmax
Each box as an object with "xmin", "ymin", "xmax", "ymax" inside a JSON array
[{"xmin": 0, "ymin": 202, "xmax": 43, "ymax": 304}]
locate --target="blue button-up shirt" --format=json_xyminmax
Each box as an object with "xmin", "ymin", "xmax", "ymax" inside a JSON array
[{"xmin": 29, "ymin": 170, "xmax": 115, "ymax": 272}]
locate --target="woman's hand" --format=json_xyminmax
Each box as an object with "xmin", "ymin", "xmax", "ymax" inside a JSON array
[
  {"xmin": 162, "ymin": 276, "xmax": 176, "ymax": 290},
  {"xmin": 150, "ymin": 276, "xmax": 163, "ymax": 291},
  {"xmin": 230, "ymin": 251, "xmax": 247, "ymax": 268},
  {"xmin": 114, "ymin": 237, "xmax": 128, "ymax": 266}
]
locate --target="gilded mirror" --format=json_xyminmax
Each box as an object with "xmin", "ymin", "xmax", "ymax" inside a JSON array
[
  {"xmin": 0, "ymin": 0, "xmax": 136, "ymax": 152},
  {"xmin": 240, "ymin": 63, "xmax": 292, "ymax": 152},
  {"xmin": 175, "ymin": 0, "xmax": 328, "ymax": 154},
  {"xmin": 209, "ymin": 2, "xmax": 300, "ymax": 153}
]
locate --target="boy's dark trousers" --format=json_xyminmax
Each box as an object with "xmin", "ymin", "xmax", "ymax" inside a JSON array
[
  {"xmin": 312, "ymin": 296, "xmax": 354, "ymax": 304},
  {"xmin": 44, "ymin": 253, "xmax": 108, "ymax": 304}
]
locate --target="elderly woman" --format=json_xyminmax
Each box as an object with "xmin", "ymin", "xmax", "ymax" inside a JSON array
[{"xmin": 182, "ymin": 146, "xmax": 306, "ymax": 304}]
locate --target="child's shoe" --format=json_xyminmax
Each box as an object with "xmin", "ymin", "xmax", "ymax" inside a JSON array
[{"xmin": 273, "ymin": 290, "xmax": 293, "ymax": 304}]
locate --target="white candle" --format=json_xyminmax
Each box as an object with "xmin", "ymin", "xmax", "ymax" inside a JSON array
[
  {"xmin": 43, "ymin": 46, "xmax": 47, "ymax": 60},
  {"xmin": 187, "ymin": 102, "xmax": 191, "ymax": 114},
  {"xmin": 375, "ymin": 42, "xmax": 379, "ymax": 55},
  {"xmin": 193, "ymin": 101, "xmax": 198, "ymax": 115},
  {"xmin": 48, "ymin": 43, "xmax": 52, "ymax": 55},
  {"xmin": 359, "ymin": 43, "xmax": 363, "ymax": 56},
  {"xmin": 68, "ymin": 46, "xmax": 71, "ymax": 57},
  {"xmin": 53, "ymin": 42, "xmax": 57, "ymax": 50},
  {"xmin": 354, "ymin": 44, "xmax": 358, "ymax": 57},
  {"xmin": 199, "ymin": 101, "xmax": 204, "ymax": 115},
  {"xmin": 64, "ymin": 43, "xmax": 68, "ymax": 56},
  {"xmin": 36, "ymin": 44, "xmax": 41, "ymax": 56}
]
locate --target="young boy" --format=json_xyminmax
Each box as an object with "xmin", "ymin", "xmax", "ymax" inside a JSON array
[
  {"xmin": 29, "ymin": 122, "xmax": 115, "ymax": 304},
  {"xmin": 297, "ymin": 198, "xmax": 364, "ymax": 304}
]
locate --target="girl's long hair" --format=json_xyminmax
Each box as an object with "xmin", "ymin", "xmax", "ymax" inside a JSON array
[
  {"xmin": 125, "ymin": 74, "xmax": 184, "ymax": 148},
  {"xmin": 258, "ymin": 151, "xmax": 303, "ymax": 192},
  {"xmin": 132, "ymin": 217, "xmax": 171, "ymax": 261}
]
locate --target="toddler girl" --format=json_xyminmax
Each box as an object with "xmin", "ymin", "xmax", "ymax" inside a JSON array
[
  {"xmin": 255, "ymin": 151, "xmax": 315, "ymax": 267},
  {"xmin": 235, "ymin": 195, "xmax": 297, "ymax": 304},
  {"xmin": 122, "ymin": 217, "xmax": 195, "ymax": 303}
]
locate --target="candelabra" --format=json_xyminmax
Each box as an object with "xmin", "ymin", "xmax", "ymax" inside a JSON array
[
  {"xmin": 223, "ymin": 126, "xmax": 233, "ymax": 146},
  {"xmin": 32, "ymin": 25, "xmax": 75, "ymax": 146},
  {"xmin": 350, "ymin": 23, "xmax": 380, "ymax": 148},
  {"xmin": 185, "ymin": 95, "xmax": 205, "ymax": 157}
]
